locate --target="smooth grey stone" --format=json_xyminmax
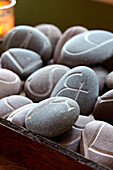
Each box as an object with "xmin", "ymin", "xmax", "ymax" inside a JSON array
[
  {"xmin": 2, "ymin": 25, "xmax": 52, "ymax": 63},
  {"xmin": 51, "ymin": 66, "xmax": 99, "ymax": 115},
  {"xmin": 25, "ymin": 97, "xmax": 80, "ymax": 138},
  {"xmin": 1, "ymin": 48, "xmax": 43, "ymax": 79},
  {"xmin": 35, "ymin": 24, "xmax": 62, "ymax": 56},
  {"xmin": 60, "ymin": 30, "xmax": 113, "ymax": 67},
  {"xmin": 24, "ymin": 64, "xmax": 70, "ymax": 102},
  {"xmin": 7, "ymin": 103, "xmax": 36, "ymax": 127},
  {"xmin": 0, "ymin": 95, "xmax": 32, "ymax": 119},
  {"xmin": 0, "ymin": 69, "xmax": 22, "ymax": 99},
  {"xmin": 106, "ymin": 71, "xmax": 113, "ymax": 89}
]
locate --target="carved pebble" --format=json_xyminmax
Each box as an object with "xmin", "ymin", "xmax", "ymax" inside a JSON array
[
  {"xmin": 35, "ymin": 24, "xmax": 62, "ymax": 55},
  {"xmin": 60, "ymin": 30, "xmax": 113, "ymax": 67},
  {"xmin": 2, "ymin": 25, "xmax": 52, "ymax": 63},
  {"xmin": 1, "ymin": 48, "xmax": 43, "ymax": 79},
  {"xmin": 51, "ymin": 126, "xmax": 82, "ymax": 152},
  {"xmin": 51, "ymin": 115, "xmax": 94, "ymax": 152},
  {"xmin": 53, "ymin": 26, "xmax": 88, "ymax": 64},
  {"xmin": 7, "ymin": 103, "xmax": 36, "ymax": 127},
  {"xmin": 24, "ymin": 64, "xmax": 70, "ymax": 102},
  {"xmin": 80, "ymin": 120, "xmax": 113, "ymax": 169},
  {"xmin": 25, "ymin": 97, "xmax": 80, "ymax": 138},
  {"xmin": 0, "ymin": 95, "xmax": 32, "ymax": 119},
  {"xmin": 0, "ymin": 69, "xmax": 22, "ymax": 99},
  {"xmin": 51, "ymin": 66, "xmax": 99, "ymax": 115},
  {"xmin": 93, "ymin": 89, "xmax": 113, "ymax": 125}
]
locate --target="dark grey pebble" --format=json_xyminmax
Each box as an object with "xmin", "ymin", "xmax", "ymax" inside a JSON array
[{"xmin": 51, "ymin": 66, "xmax": 99, "ymax": 115}]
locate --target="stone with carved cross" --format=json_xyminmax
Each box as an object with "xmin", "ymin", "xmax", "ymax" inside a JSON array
[{"xmin": 51, "ymin": 66, "xmax": 99, "ymax": 115}]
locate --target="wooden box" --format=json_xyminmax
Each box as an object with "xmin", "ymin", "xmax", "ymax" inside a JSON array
[{"xmin": 0, "ymin": 118, "xmax": 110, "ymax": 170}]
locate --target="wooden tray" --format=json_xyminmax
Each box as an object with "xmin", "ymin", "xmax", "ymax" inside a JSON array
[{"xmin": 0, "ymin": 118, "xmax": 110, "ymax": 170}]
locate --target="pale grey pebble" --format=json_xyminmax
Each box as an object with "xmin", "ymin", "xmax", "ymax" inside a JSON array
[
  {"xmin": 0, "ymin": 95, "xmax": 32, "ymax": 119},
  {"xmin": 25, "ymin": 97, "xmax": 80, "ymax": 138},
  {"xmin": 7, "ymin": 103, "xmax": 37, "ymax": 127},
  {"xmin": 60, "ymin": 30, "xmax": 113, "ymax": 67}
]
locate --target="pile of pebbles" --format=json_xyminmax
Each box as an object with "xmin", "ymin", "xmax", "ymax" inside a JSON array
[{"xmin": 0, "ymin": 24, "xmax": 113, "ymax": 169}]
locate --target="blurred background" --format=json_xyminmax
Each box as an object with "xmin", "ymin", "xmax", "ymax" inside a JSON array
[{"xmin": 15, "ymin": 0, "xmax": 113, "ymax": 32}]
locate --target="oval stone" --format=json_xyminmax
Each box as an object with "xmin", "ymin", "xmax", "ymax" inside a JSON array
[
  {"xmin": 35, "ymin": 24, "xmax": 62, "ymax": 55},
  {"xmin": 80, "ymin": 120, "xmax": 113, "ymax": 169},
  {"xmin": 93, "ymin": 89, "xmax": 113, "ymax": 125},
  {"xmin": 53, "ymin": 26, "xmax": 88, "ymax": 64},
  {"xmin": 2, "ymin": 25, "xmax": 52, "ymax": 63},
  {"xmin": 0, "ymin": 69, "xmax": 22, "ymax": 99},
  {"xmin": 60, "ymin": 30, "xmax": 113, "ymax": 67},
  {"xmin": 1, "ymin": 48, "xmax": 43, "ymax": 79},
  {"xmin": 24, "ymin": 64, "xmax": 70, "ymax": 102},
  {"xmin": 25, "ymin": 97, "xmax": 80, "ymax": 138},
  {"xmin": 0, "ymin": 95, "xmax": 32, "ymax": 119},
  {"xmin": 51, "ymin": 66, "xmax": 99, "ymax": 115},
  {"xmin": 7, "ymin": 103, "xmax": 36, "ymax": 127}
]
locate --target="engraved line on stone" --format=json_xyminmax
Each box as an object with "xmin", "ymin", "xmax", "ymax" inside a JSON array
[
  {"xmin": 20, "ymin": 32, "xmax": 32, "ymax": 48},
  {"xmin": 64, "ymin": 38, "xmax": 113, "ymax": 56},
  {"xmin": 28, "ymin": 67, "xmax": 55, "ymax": 97},
  {"xmin": 91, "ymin": 144, "xmax": 113, "ymax": 157},
  {"xmin": 1, "ymin": 98, "xmax": 15, "ymax": 119},
  {"xmin": 89, "ymin": 147, "xmax": 113, "ymax": 158},
  {"xmin": 27, "ymin": 67, "xmax": 60, "ymax": 97},
  {"xmin": 88, "ymin": 123, "xmax": 104, "ymax": 147},
  {"xmin": 2, "ymin": 98, "xmax": 15, "ymax": 119},
  {"xmin": 55, "ymin": 72, "xmax": 88, "ymax": 98},
  {"xmin": 64, "ymin": 73, "xmax": 88, "ymax": 94},
  {"xmin": 65, "ymin": 99, "xmax": 75, "ymax": 111},
  {"xmin": 7, "ymin": 103, "xmax": 36, "ymax": 122},
  {"xmin": 26, "ymin": 98, "xmax": 55, "ymax": 119},
  {"xmin": 2, "ymin": 112, "xmax": 13, "ymax": 119},
  {"xmin": 8, "ymin": 51, "xmax": 24, "ymax": 70},
  {"xmin": 90, "ymin": 123, "xmax": 105, "ymax": 147},
  {"xmin": 75, "ymin": 81, "xmax": 84, "ymax": 101},
  {"xmin": 0, "ymin": 73, "xmax": 19, "ymax": 84},
  {"xmin": 82, "ymin": 129, "xmax": 90, "ymax": 159},
  {"xmin": 52, "ymin": 99, "xmax": 75, "ymax": 111},
  {"xmin": 99, "ymin": 98, "xmax": 113, "ymax": 104},
  {"xmin": 85, "ymin": 32, "xmax": 99, "ymax": 46},
  {"xmin": 5, "ymin": 30, "xmax": 16, "ymax": 50}
]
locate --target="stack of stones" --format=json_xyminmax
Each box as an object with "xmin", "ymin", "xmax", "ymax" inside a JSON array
[{"xmin": 0, "ymin": 24, "xmax": 113, "ymax": 169}]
